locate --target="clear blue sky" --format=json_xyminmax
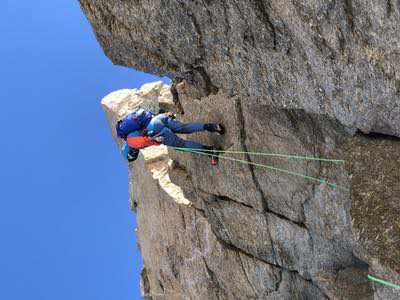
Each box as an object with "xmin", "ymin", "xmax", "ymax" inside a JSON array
[{"xmin": 0, "ymin": 2, "xmax": 167, "ymax": 299}]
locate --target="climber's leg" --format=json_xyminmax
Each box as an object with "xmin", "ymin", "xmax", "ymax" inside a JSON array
[
  {"xmin": 163, "ymin": 117, "xmax": 225, "ymax": 135},
  {"xmin": 163, "ymin": 117, "xmax": 206, "ymax": 134},
  {"xmin": 158, "ymin": 127, "xmax": 208, "ymax": 150}
]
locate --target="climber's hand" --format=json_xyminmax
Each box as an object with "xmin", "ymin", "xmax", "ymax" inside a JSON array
[
  {"xmin": 164, "ymin": 111, "xmax": 176, "ymax": 119},
  {"xmin": 146, "ymin": 130, "xmax": 156, "ymax": 137}
]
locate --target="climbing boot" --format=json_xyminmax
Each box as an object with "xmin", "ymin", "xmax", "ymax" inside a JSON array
[
  {"xmin": 204, "ymin": 123, "xmax": 225, "ymax": 135},
  {"xmin": 210, "ymin": 152, "xmax": 219, "ymax": 166},
  {"xmin": 198, "ymin": 146, "xmax": 219, "ymax": 165},
  {"xmin": 204, "ymin": 146, "xmax": 220, "ymax": 166}
]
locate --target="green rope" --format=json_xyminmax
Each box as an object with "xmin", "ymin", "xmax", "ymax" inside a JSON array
[
  {"xmin": 171, "ymin": 147, "xmax": 344, "ymax": 164},
  {"xmin": 173, "ymin": 147, "xmax": 345, "ymax": 190},
  {"xmin": 368, "ymin": 275, "xmax": 400, "ymax": 290}
]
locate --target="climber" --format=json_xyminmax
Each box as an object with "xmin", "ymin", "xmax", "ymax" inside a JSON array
[{"xmin": 116, "ymin": 109, "xmax": 225, "ymax": 163}]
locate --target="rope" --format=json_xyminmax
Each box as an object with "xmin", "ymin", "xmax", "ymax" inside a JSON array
[
  {"xmin": 171, "ymin": 147, "xmax": 344, "ymax": 164},
  {"xmin": 368, "ymin": 275, "xmax": 400, "ymax": 290},
  {"xmin": 167, "ymin": 148, "xmax": 399, "ymax": 290},
  {"xmin": 172, "ymin": 147, "xmax": 346, "ymax": 190}
]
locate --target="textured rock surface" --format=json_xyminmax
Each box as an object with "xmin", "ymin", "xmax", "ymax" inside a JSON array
[
  {"xmin": 103, "ymin": 84, "xmax": 328, "ymax": 299},
  {"xmin": 81, "ymin": 0, "xmax": 400, "ymax": 137},
  {"xmin": 85, "ymin": 2, "xmax": 400, "ymax": 299},
  {"xmin": 100, "ymin": 82, "xmax": 399, "ymax": 299}
]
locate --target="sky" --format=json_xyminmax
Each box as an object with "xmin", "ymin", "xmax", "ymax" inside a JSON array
[{"xmin": 0, "ymin": 2, "xmax": 167, "ymax": 299}]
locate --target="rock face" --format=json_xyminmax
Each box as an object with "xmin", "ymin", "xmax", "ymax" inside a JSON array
[
  {"xmin": 81, "ymin": 0, "xmax": 400, "ymax": 136},
  {"xmin": 84, "ymin": 2, "xmax": 400, "ymax": 299}
]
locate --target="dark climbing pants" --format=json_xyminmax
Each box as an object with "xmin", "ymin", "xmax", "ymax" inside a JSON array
[{"xmin": 147, "ymin": 114, "xmax": 209, "ymax": 150}]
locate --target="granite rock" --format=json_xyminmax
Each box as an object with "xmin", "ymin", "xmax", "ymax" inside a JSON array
[{"xmin": 82, "ymin": 1, "xmax": 400, "ymax": 298}]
